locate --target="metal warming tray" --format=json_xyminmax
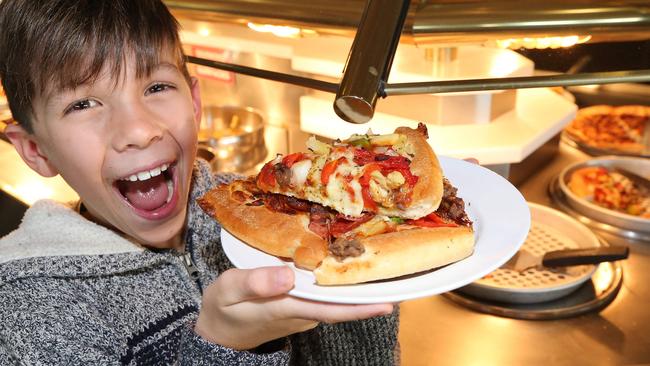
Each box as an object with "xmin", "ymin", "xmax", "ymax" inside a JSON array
[{"xmin": 557, "ymin": 156, "xmax": 650, "ymax": 233}]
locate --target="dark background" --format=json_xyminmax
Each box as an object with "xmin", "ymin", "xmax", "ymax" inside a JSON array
[{"xmin": 518, "ymin": 40, "xmax": 650, "ymax": 75}]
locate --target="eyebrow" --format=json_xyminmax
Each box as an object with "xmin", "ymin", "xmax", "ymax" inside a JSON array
[
  {"xmin": 42, "ymin": 61, "xmax": 183, "ymax": 109},
  {"xmin": 156, "ymin": 62, "xmax": 180, "ymax": 72}
]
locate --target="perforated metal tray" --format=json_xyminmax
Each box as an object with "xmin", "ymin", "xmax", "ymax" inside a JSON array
[{"xmin": 457, "ymin": 202, "xmax": 601, "ymax": 304}]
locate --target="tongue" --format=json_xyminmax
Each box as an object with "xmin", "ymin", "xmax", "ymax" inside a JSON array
[{"xmin": 123, "ymin": 174, "xmax": 170, "ymax": 211}]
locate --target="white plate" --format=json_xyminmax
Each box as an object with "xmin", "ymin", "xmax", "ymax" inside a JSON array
[{"xmin": 220, "ymin": 156, "xmax": 531, "ymax": 304}]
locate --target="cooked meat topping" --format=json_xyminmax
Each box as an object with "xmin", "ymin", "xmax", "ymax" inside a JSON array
[
  {"xmin": 273, "ymin": 163, "xmax": 292, "ymax": 189},
  {"xmin": 232, "ymin": 190, "xmax": 249, "ymax": 203},
  {"xmin": 329, "ymin": 235, "xmax": 365, "ymax": 261},
  {"xmin": 394, "ymin": 185, "xmax": 413, "ymax": 210},
  {"xmin": 436, "ymin": 178, "xmax": 472, "ymax": 226}
]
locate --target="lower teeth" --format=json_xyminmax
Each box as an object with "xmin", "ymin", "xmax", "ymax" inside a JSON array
[{"xmin": 166, "ymin": 177, "xmax": 174, "ymax": 203}]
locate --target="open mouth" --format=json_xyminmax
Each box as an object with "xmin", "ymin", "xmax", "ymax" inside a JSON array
[{"xmin": 114, "ymin": 162, "xmax": 180, "ymax": 219}]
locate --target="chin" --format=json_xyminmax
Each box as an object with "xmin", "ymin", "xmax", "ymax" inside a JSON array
[{"xmin": 131, "ymin": 206, "xmax": 188, "ymax": 250}]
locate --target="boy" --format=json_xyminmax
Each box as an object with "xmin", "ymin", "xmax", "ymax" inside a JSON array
[{"xmin": 0, "ymin": 0, "xmax": 399, "ymax": 364}]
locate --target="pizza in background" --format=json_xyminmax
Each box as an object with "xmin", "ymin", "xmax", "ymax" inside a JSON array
[
  {"xmin": 568, "ymin": 166, "xmax": 650, "ymax": 218},
  {"xmin": 564, "ymin": 105, "xmax": 649, "ymax": 154}
]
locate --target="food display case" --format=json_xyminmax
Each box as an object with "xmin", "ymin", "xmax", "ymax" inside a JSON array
[
  {"xmin": 167, "ymin": 2, "xmax": 650, "ymax": 364},
  {"xmin": 1, "ymin": 1, "xmax": 649, "ymax": 364}
]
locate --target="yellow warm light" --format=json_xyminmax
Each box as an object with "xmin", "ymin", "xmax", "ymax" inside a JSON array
[
  {"xmin": 198, "ymin": 27, "xmax": 211, "ymax": 37},
  {"xmin": 247, "ymin": 22, "xmax": 302, "ymax": 38},
  {"xmin": 490, "ymin": 50, "xmax": 524, "ymax": 77},
  {"xmin": 592, "ymin": 262, "xmax": 615, "ymax": 293},
  {"xmin": 496, "ymin": 35, "xmax": 592, "ymax": 49},
  {"xmin": 3, "ymin": 181, "xmax": 54, "ymax": 206}
]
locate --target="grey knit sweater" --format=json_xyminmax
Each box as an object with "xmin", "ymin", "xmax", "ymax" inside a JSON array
[{"xmin": 0, "ymin": 160, "xmax": 399, "ymax": 365}]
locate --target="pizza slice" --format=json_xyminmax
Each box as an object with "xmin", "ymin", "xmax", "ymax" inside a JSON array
[
  {"xmin": 255, "ymin": 123, "xmax": 443, "ymax": 219},
  {"xmin": 198, "ymin": 176, "xmax": 474, "ymax": 285},
  {"xmin": 199, "ymin": 124, "xmax": 475, "ymax": 285}
]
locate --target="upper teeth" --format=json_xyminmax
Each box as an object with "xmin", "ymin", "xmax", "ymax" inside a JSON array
[{"xmin": 123, "ymin": 163, "xmax": 169, "ymax": 182}]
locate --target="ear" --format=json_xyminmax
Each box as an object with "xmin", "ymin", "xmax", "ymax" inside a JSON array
[
  {"xmin": 189, "ymin": 76, "xmax": 202, "ymax": 130},
  {"xmin": 4, "ymin": 123, "xmax": 59, "ymax": 177}
]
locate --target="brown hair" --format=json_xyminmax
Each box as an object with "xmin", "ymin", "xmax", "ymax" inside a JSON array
[{"xmin": 0, "ymin": 0, "xmax": 190, "ymax": 133}]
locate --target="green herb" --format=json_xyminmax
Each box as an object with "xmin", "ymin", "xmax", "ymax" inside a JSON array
[{"xmin": 349, "ymin": 137, "xmax": 371, "ymax": 149}]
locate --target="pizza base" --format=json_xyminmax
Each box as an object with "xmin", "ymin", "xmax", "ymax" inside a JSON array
[
  {"xmin": 314, "ymin": 226, "xmax": 474, "ymax": 285},
  {"xmin": 197, "ymin": 184, "xmax": 328, "ymax": 269},
  {"xmin": 198, "ymin": 183, "xmax": 475, "ymax": 285}
]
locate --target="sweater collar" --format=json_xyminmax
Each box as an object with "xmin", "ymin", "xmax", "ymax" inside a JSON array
[{"xmin": 0, "ymin": 159, "xmax": 220, "ymax": 265}]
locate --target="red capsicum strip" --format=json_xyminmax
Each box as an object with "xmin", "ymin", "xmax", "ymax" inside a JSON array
[
  {"xmin": 257, "ymin": 162, "xmax": 277, "ymax": 189},
  {"xmin": 407, "ymin": 212, "xmax": 458, "ymax": 228},
  {"xmin": 321, "ymin": 157, "xmax": 346, "ymax": 185},
  {"xmin": 282, "ymin": 152, "xmax": 306, "ymax": 168},
  {"xmin": 359, "ymin": 163, "xmax": 380, "ymax": 211}
]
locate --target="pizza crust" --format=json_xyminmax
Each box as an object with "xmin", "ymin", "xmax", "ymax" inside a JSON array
[
  {"xmin": 197, "ymin": 184, "xmax": 328, "ymax": 268},
  {"xmin": 369, "ymin": 125, "xmax": 444, "ymax": 219},
  {"xmin": 314, "ymin": 226, "xmax": 474, "ymax": 285}
]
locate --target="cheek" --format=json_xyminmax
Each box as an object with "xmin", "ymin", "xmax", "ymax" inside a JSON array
[
  {"xmin": 161, "ymin": 102, "xmax": 199, "ymax": 153},
  {"xmin": 44, "ymin": 130, "xmax": 107, "ymax": 182},
  {"xmin": 47, "ymin": 139, "xmax": 109, "ymax": 201},
  {"xmin": 171, "ymin": 117, "xmax": 198, "ymax": 155}
]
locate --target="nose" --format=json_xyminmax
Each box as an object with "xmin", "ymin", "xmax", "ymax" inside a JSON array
[{"xmin": 111, "ymin": 101, "xmax": 165, "ymax": 151}]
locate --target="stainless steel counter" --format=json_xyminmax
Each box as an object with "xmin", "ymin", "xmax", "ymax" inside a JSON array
[{"xmin": 399, "ymin": 142, "xmax": 650, "ymax": 366}]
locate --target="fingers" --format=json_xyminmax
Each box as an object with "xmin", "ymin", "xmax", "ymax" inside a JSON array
[
  {"xmin": 274, "ymin": 298, "xmax": 394, "ymax": 324},
  {"xmin": 212, "ymin": 267, "xmax": 394, "ymax": 323},
  {"xmin": 215, "ymin": 266, "xmax": 295, "ymax": 306}
]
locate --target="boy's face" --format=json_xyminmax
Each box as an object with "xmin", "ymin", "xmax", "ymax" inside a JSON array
[{"xmin": 27, "ymin": 53, "xmax": 201, "ymax": 249}]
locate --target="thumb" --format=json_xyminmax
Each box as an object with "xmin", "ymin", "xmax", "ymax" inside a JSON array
[{"xmin": 216, "ymin": 266, "xmax": 295, "ymax": 305}]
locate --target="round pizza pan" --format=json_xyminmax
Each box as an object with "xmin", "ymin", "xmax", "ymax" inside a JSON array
[
  {"xmin": 457, "ymin": 202, "xmax": 600, "ymax": 304},
  {"xmin": 557, "ymin": 156, "xmax": 650, "ymax": 233},
  {"xmin": 561, "ymin": 131, "xmax": 650, "ymax": 158},
  {"xmin": 443, "ymin": 261, "xmax": 623, "ymax": 320},
  {"xmin": 548, "ymin": 179, "xmax": 650, "ymax": 242}
]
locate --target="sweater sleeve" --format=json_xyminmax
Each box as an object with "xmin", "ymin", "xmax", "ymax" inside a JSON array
[
  {"xmin": 289, "ymin": 308, "xmax": 400, "ymax": 366},
  {"xmin": 0, "ymin": 341, "xmax": 19, "ymax": 366},
  {"xmin": 177, "ymin": 322, "xmax": 290, "ymax": 366}
]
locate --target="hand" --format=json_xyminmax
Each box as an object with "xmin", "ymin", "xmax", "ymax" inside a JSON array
[{"xmin": 194, "ymin": 266, "xmax": 394, "ymax": 350}]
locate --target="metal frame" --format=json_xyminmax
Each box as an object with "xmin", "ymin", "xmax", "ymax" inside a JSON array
[
  {"xmin": 181, "ymin": 0, "xmax": 650, "ymax": 124},
  {"xmin": 187, "ymin": 55, "xmax": 650, "ymax": 96}
]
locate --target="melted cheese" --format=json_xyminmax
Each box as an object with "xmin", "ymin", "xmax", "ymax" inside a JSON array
[
  {"xmin": 291, "ymin": 159, "xmax": 312, "ymax": 187},
  {"xmin": 300, "ymin": 150, "xmax": 365, "ymax": 216}
]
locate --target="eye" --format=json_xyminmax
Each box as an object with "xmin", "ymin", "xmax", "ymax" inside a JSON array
[
  {"xmin": 63, "ymin": 99, "xmax": 100, "ymax": 115},
  {"xmin": 145, "ymin": 83, "xmax": 175, "ymax": 95}
]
